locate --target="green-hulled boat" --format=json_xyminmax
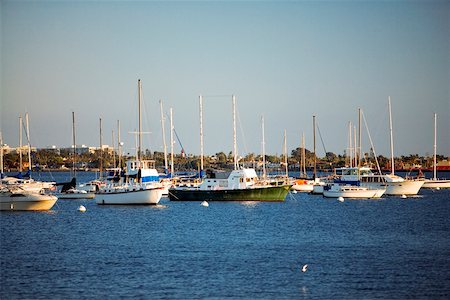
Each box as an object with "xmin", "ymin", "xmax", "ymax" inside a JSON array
[{"xmin": 168, "ymin": 168, "xmax": 291, "ymax": 202}]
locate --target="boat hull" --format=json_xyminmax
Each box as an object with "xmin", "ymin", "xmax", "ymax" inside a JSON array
[
  {"xmin": 96, "ymin": 187, "xmax": 162, "ymax": 205},
  {"xmin": 323, "ymin": 185, "xmax": 385, "ymax": 199},
  {"xmin": 422, "ymin": 179, "xmax": 450, "ymax": 189},
  {"xmin": 0, "ymin": 193, "xmax": 58, "ymax": 211},
  {"xmin": 169, "ymin": 185, "xmax": 291, "ymax": 202}
]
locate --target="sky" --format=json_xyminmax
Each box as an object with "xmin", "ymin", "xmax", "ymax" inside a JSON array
[{"xmin": 1, "ymin": 0, "xmax": 449, "ymax": 159}]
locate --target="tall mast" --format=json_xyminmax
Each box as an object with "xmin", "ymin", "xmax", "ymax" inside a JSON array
[
  {"xmin": 199, "ymin": 95, "xmax": 204, "ymax": 174},
  {"xmin": 19, "ymin": 115, "xmax": 23, "ymax": 172},
  {"xmin": 261, "ymin": 115, "xmax": 266, "ymax": 180},
  {"xmin": 117, "ymin": 120, "xmax": 121, "ymax": 169},
  {"xmin": 302, "ymin": 132, "xmax": 306, "ymax": 176},
  {"xmin": 284, "ymin": 129, "xmax": 288, "ymax": 178},
  {"xmin": 358, "ymin": 108, "xmax": 361, "ymax": 168},
  {"xmin": 388, "ymin": 96, "xmax": 395, "ymax": 175},
  {"xmin": 313, "ymin": 115, "xmax": 316, "ymax": 179},
  {"xmin": 348, "ymin": 121, "xmax": 352, "ymax": 167},
  {"xmin": 72, "ymin": 111, "xmax": 76, "ymax": 177},
  {"xmin": 433, "ymin": 113, "xmax": 437, "ymax": 180},
  {"xmin": 159, "ymin": 99, "xmax": 168, "ymax": 173},
  {"xmin": 25, "ymin": 113, "xmax": 31, "ymax": 173},
  {"xmin": 138, "ymin": 79, "xmax": 142, "ymax": 161},
  {"xmin": 353, "ymin": 125, "xmax": 357, "ymax": 168},
  {"xmin": 99, "ymin": 117, "xmax": 103, "ymax": 177},
  {"xmin": 232, "ymin": 95, "xmax": 238, "ymax": 170},
  {"xmin": 170, "ymin": 107, "xmax": 174, "ymax": 177},
  {"xmin": 112, "ymin": 130, "xmax": 116, "ymax": 169}
]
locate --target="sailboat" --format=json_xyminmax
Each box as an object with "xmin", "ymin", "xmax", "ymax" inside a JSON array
[
  {"xmin": 57, "ymin": 112, "xmax": 95, "ymax": 199},
  {"xmin": 422, "ymin": 113, "xmax": 450, "ymax": 189},
  {"xmin": 291, "ymin": 132, "xmax": 314, "ymax": 192},
  {"xmin": 95, "ymin": 79, "xmax": 163, "ymax": 205},
  {"xmin": 169, "ymin": 95, "xmax": 291, "ymax": 202},
  {"xmin": 1, "ymin": 114, "xmax": 58, "ymax": 211}
]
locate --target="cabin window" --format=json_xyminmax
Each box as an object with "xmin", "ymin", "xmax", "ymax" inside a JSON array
[
  {"xmin": 240, "ymin": 178, "xmax": 244, "ymax": 183},
  {"xmin": 246, "ymin": 178, "xmax": 250, "ymax": 182}
]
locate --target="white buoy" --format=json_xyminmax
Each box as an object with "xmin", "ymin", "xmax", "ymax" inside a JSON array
[
  {"xmin": 436, "ymin": 187, "xmax": 441, "ymax": 191},
  {"xmin": 78, "ymin": 205, "xmax": 86, "ymax": 212},
  {"xmin": 200, "ymin": 201, "xmax": 209, "ymax": 207},
  {"xmin": 301, "ymin": 264, "xmax": 308, "ymax": 272},
  {"xmin": 401, "ymin": 195, "xmax": 407, "ymax": 199},
  {"xmin": 292, "ymin": 190, "xmax": 298, "ymax": 194},
  {"xmin": 338, "ymin": 196, "xmax": 345, "ymax": 202}
]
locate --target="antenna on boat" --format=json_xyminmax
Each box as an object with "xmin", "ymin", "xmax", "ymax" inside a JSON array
[
  {"xmin": 199, "ymin": 95, "xmax": 204, "ymax": 176},
  {"xmin": 388, "ymin": 96, "xmax": 395, "ymax": 175},
  {"xmin": 232, "ymin": 95, "xmax": 238, "ymax": 170},
  {"xmin": 159, "ymin": 100, "xmax": 169, "ymax": 173}
]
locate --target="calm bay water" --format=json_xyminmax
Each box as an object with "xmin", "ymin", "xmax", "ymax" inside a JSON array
[{"xmin": 1, "ymin": 172, "xmax": 450, "ymax": 299}]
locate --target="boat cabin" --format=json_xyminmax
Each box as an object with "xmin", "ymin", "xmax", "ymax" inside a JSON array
[{"xmin": 200, "ymin": 168, "xmax": 259, "ymax": 190}]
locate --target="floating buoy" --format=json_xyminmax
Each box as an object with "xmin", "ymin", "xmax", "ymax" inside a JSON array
[
  {"xmin": 436, "ymin": 187, "xmax": 441, "ymax": 191},
  {"xmin": 338, "ymin": 196, "xmax": 345, "ymax": 202},
  {"xmin": 78, "ymin": 205, "xmax": 86, "ymax": 212},
  {"xmin": 301, "ymin": 264, "xmax": 308, "ymax": 272},
  {"xmin": 200, "ymin": 201, "xmax": 209, "ymax": 207},
  {"xmin": 292, "ymin": 190, "xmax": 298, "ymax": 194},
  {"xmin": 401, "ymin": 195, "xmax": 407, "ymax": 199}
]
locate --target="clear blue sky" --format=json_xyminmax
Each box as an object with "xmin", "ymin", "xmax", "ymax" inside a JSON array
[{"xmin": 1, "ymin": 0, "xmax": 449, "ymax": 158}]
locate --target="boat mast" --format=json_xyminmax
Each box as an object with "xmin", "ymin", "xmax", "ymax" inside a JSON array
[
  {"xmin": 170, "ymin": 107, "xmax": 174, "ymax": 177},
  {"xmin": 353, "ymin": 124, "xmax": 357, "ymax": 168},
  {"xmin": 138, "ymin": 79, "xmax": 142, "ymax": 161},
  {"xmin": 112, "ymin": 130, "xmax": 116, "ymax": 169},
  {"xmin": 159, "ymin": 100, "xmax": 169, "ymax": 173},
  {"xmin": 388, "ymin": 96, "xmax": 395, "ymax": 175},
  {"xmin": 433, "ymin": 112, "xmax": 437, "ymax": 180},
  {"xmin": 19, "ymin": 115, "xmax": 23, "ymax": 172},
  {"xmin": 99, "ymin": 117, "xmax": 103, "ymax": 177},
  {"xmin": 358, "ymin": 108, "xmax": 361, "ymax": 168},
  {"xmin": 261, "ymin": 115, "xmax": 267, "ymax": 180},
  {"xmin": 117, "ymin": 120, "xmax": 121, "ymax": 169},
  {"xmin": 25, "ymin": 113, "xmax": 31, "ymax": 174},
  {"xmin": 284, "ymin": 129, "xmax": 288, "ymax": 178},
  {"xmin": 199, "ymin": 95, "xmax": 204, "ymax": 175},
  {"xmin": 313, "ymin": 115, "xmax": 316, "ymax": 179},
  {"xmin": 232, "ymin": 95, "xmax": 238, "ymax": 170},
  {"xmin": 72, "ymin": 111, "xmax": 76, "ymax": 178},
  {"xmin": 302, "ymin": 132, "xmax": 306, "ymax": 176},
  {"xmin": 348, "ymin": 121, "xmax": 352, "ymax": 167}
]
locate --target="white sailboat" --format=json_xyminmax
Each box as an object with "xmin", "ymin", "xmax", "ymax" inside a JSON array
[
  {"xmin": 0, "ymin": 114, "xmax": 58, "ymax": 211},
  {"xmin": 291, "ymin": 132, "xmax": 314, "ymax": 192},
  {"xmin": 422, "ymin": 113, "xmax": 450, "ymax": 189},
  {"xmin": 96, "ymin": 79, "xmax": 163, "ymax": 205},
  {"xmin": 58, "ymin": 112, "xmax": 95, "ymax": 199}
]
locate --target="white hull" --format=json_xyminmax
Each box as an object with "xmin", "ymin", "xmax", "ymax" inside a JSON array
[
  {"xmin": 291, "ymin": 180, "xmax": 314, "ymax": 192},
  {"xmin": 0, "ymin": 192, "xmax": 58, "ymax": 211},
  {"xmin": 385, "ymin": 180, "xmax": 423, "ymax": 195},
  {"xmin": 422, "ymin": 179, "xmax": 450, "ymax": 189},
  {"xmin": 323, "ymin": 185, "xmax": 385, "ymax": 199},
  {"xmin": 96, "ymin": 186, "xmax": 162, "ymax": 205}
]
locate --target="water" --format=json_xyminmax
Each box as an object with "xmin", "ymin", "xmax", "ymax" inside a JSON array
[{"xmin": 1, "ymin": 172, "xmax": 450, "ymax": 299}]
